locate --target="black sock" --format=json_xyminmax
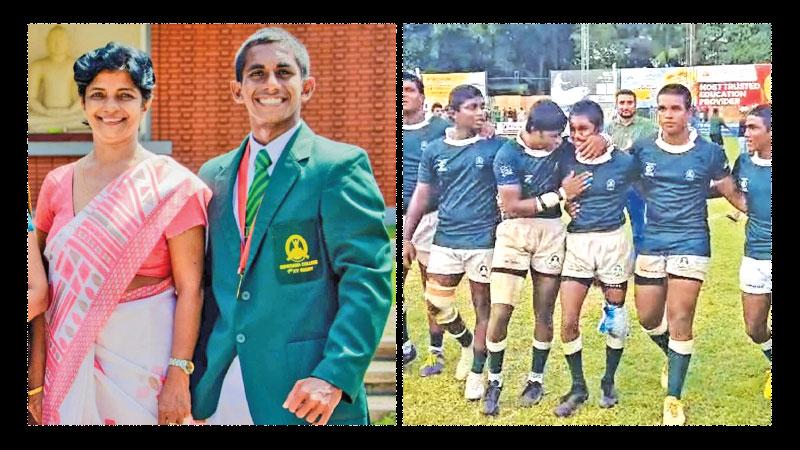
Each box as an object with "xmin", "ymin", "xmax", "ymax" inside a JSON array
[
  {"xmin": 649, "ymin": 331, "xmax": 669, "ymax": 356},
  {"xmin": 602, "ymin": 346, "xmax": 624, "ymax": 386},
  {"xmin": 667, "ymin": 348, "xmax": 692, "ymax": 399},
  {"xmin": 531, "ymin": 346, "xmax": 550, "ymax": 375},
  {"xmin": 565, "ymin": 351, "xmax": 586, "ymax": 392},
  {"xmin": 430, "ymin": 331, "xmax": 444, "ymax": 349},
  {"xmin": 455, "ymin": 328, "xmax": 473, "ymax": 348},
  {"xmin": 761, "ymin": 336, "xmax": 772, "ymax": 363},
  {"xmin": 488, "ymin": 349, "xmax": 505, "ymax": 374}
]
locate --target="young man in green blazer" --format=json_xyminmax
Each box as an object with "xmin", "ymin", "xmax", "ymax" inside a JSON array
[{"xmin": 190, "ymin": 27, "xmax": 393, "ymax": 426}]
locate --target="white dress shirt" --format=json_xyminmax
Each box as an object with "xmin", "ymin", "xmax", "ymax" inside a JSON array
[{"xmin": 232, "ymin": 121, "xmax": 302, "ymax": 239}]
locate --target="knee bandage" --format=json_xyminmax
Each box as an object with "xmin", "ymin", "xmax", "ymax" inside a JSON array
[
  {"xmin": 607, "ymin": 335, "xmax": 626, "ymax": 349},
  {"xmin": 490, "ymin": 271, "xmax": 526, "ymax": 305},
  {"xmin": 425, "ymin": 280, "xmax": 458, "ymax": 324}
]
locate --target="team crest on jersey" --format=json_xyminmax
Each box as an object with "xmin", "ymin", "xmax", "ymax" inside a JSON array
[
  {"xmin": 547, "ymin": 254, "xmax": 561, "ymax": 269},
  {"xmin": 475, "ymin": 156, "xmax": 485, "ymax": 169},
  {"xmin": 684, "ymin": 169, "xmax": 696, "ymax": 182},
  {"xmin": 740, "ymin": 177, "xmax": 750, "ymax": 192},
  {"xmin": 644, "ymin": 162, "xmax": 656, "ymax": 177},
  {"xmin": 524, "ymin": 174, "xmax": 534, "ymax": 185},
  {"xmin": 436, "ymin": 158, "xmax": 449, "ymax": 173},
  {"xmin": 606, "ymin": 179, "xmax": 616, "ymax": 191},
  {"xmin": 499, "ymin": 164, "xmax": 514, "ymax": 178}
]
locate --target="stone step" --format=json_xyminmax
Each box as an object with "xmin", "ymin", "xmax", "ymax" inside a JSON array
[
  {"xmin": 374, "ymin": 335, "xmax": 396, "ymax": 360},
  {"xmin": 366, "ymin": 381, "xmax": 396, "ymax": 396},
  {"xmin": 367, "ymin": 395, "xmax": 396, "ymax": 424},
  {"xmin": 364, "ymin": 360, "xmax": 396, "ymax": 387}
]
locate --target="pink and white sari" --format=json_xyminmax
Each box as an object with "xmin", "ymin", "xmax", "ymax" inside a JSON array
[{"xmin": 41, "ymin": 156, "xmax": 211, "ymax": 425}]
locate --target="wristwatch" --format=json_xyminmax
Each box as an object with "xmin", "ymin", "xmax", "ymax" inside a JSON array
[{"xmin": 169, "ymin": 358, "xmax": 195, "ymax": 375}]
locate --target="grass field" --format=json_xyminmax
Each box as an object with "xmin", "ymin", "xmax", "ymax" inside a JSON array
[
  {"xmin": 375, "ymin": 413, "xmax": 397, "ymax": 426},
  {"xmin": 401, "ymin": 137, "xmax": 772, "ymax": 425}
]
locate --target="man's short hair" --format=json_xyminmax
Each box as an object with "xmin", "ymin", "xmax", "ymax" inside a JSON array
[
  {"xmin": 615, "ymin": 89, "xmax": 637, "ymax": 102},
  {"xmin": 403, "ymin": 72, "xmax": 424, "ymax": 95},
  {"xmin": 235, "ymin": 27, "xmax": 311, "ymax": 82},
  {"xmin": 526, "ymin": 99, "xmax": 568, "ymax": 133},
  {"xmin": 570, "ymin": 99, "xmax": 605, "ymax": 132},
  {"xmin": 657, "ymin": 83, "xmax": 692, "ymax": 110},
  {"xmin": 448, "ymin": 85, "xmax": 483, "ymax": 112},
  {"xmin": 749, "ymin": 104, "xmax": 772, "ymax": 131}
]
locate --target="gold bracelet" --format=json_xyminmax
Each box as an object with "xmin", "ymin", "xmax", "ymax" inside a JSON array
[{"xmin": 28, "ymin": 386, "xmax": 43, "ymax": 397}]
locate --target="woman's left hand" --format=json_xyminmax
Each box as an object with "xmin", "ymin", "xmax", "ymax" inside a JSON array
[
  {"xmin": 28, "ymin": 390, "xmax": 43, "ymax": 424},
  {"xmin": 158, "ymin": 367, "xmax": 191, "ymax": 425}
]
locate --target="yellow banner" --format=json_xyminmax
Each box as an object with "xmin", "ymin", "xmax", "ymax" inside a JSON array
[{"xmin": 421, "ymin": 72, "xmax": 486, "ymax": 112}]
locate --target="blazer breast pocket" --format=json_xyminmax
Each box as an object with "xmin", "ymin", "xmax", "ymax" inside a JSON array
[{"xmin": 271, "ymin": 219, "xmax": 325, "ymax": 284}]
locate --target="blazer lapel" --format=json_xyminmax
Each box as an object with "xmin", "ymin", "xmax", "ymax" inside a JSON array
[{"xmin": 245, "ymin": 122, "xmax": 314, "ymax": 273}]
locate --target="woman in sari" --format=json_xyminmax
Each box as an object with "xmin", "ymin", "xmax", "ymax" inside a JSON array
[
  {"xmin": 28, "ymin": 42, "xmax": 211, "ymax": 425},
  {"xmin": 29, "ymin": 186, "xmax": 48, "ymax": 323}
]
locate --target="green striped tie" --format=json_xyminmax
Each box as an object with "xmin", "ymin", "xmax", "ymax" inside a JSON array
[{"xmin": 245, "ymin": 149, "xmax": 272, "ymax": 235}]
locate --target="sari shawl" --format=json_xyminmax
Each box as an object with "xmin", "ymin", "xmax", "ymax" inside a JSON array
[{"xmin": 42, "ymin": 156, "xmax": 210, "ymax": 425}]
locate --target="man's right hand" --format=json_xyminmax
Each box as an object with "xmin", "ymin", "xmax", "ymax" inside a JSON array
[
  {"xmin": 402, "ymin": 240, "xmax": 416, "ymax": 271},
  {"xmin": 561, "ymin": 170, "xmax": 593, "ymax": 201}
]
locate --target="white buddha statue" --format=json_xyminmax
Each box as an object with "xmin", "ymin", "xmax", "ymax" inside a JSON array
[{"xmin": 28, "ymin": 26, "xmax": 88, "ymax": 133}]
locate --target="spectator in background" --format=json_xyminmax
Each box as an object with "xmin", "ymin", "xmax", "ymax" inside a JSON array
[
  {"xmin": 708, "ymin": 108, "xmax": 732, "ymax": 147},
  {"xmin": 492, "ymin": 105, "xmax": 503, "ymax": 124},
  {"xmin": 431, "ymin": 102, "xmax": 444, "ymax": 118},
  {"xmin": 517, "ymin": 107, "xmax": 527, "ymax": 124},
  {"xmin": 738, "ymin": 107, "xmax": 751, "ymax": 156}
]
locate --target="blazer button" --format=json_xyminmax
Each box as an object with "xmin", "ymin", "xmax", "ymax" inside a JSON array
[
  {"xmin": 236, "ymin": 333, "xmax": 246, "ymax": 344},
  {"xmin": 241, "ymin": 291, "xmax": 250, "ymax": 301}
]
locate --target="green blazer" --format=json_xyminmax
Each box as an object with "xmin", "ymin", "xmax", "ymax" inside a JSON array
[{"xmin": 191, "ymin": 122, "xmax": 393, "ymax": 425}]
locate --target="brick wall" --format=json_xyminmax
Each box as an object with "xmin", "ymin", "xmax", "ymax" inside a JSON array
[{"xmin": 29, "ymin": 23, "xmax": 397, "ymax": 209}]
